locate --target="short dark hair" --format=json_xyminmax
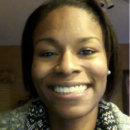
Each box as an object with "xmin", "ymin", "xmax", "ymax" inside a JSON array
[{"xmin": 21, "ymin": 0, "xmax": 122, "ymax": 101}]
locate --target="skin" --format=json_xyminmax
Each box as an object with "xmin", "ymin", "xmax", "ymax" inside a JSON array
[{"xmin": 32, "ymin": 6, "xmax": 108, "ymax": 130}]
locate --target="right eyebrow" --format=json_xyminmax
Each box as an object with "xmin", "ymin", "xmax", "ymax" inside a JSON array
[{"xmin": 35, "ymin": 38, "xmax": 59, "ymax": 45}]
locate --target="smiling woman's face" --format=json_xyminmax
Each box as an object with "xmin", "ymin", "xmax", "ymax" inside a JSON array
[{"xmin": 32, "ymin": 6, "xmax": 108, "ymax": 119}]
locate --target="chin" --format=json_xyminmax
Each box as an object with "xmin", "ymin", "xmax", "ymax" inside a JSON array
[{"xmin": 44, "ymin": 99, "xmax": 99, "ymax": 120}]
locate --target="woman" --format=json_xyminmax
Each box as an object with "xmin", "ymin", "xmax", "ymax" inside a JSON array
[{"xmin": 0, "ymin": 0, "xmax": 130, "ymax": 129}]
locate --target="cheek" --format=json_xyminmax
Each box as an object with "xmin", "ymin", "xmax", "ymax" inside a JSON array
[
  {"xmin": 31, "ymin": 59, "xmax": 52, "ymax": 82},
  {"xmin": 83, "ymin": 56, "xmax": 108, "ymax": 95},
  {"xmin": 91, "ymin": 58, "xmax": 108, "ymax": 97},
  {"xmin": 90, "ymin": 57, "xmax": 108, "ymax": 78},
  {"xmin": 89, "ymin": 58, "xmax": 108, "ymax": 98}
]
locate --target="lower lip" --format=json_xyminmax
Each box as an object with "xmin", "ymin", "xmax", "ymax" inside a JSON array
[{"xmin": 48, "ymin": 87, "xmax": 91, "ymax": 100}]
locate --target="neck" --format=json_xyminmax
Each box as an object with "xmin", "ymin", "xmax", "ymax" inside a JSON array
[{"xmin": 48, "ymin": 105, "xmax": 98, "ymax": 130}]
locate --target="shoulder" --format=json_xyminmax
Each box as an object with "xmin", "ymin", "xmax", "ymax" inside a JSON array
[
  {"xmin": 0, "ymin": 99, "xmax": 33, "ymax": 130},
  {"xmin": 102, "ymin": 100, "xmax": 130, "ymax": 130}
]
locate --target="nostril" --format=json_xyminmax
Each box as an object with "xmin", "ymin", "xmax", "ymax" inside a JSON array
[
  {"xmin": 56, "ymin": 71, "xmax": 64, "ymax": 75},
  {"xmin": 73, "ymin": 71, "xmax": 80, "ymax": 73}
]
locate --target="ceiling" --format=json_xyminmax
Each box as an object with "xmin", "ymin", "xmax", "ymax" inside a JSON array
[{"xmin": 0, "ymin": 0, "xmax": 129, "ymax": 46}]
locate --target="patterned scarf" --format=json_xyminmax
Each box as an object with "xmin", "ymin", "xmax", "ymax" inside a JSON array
[{"xmin": 25, "ymin": 98, "xmax": 117, "ymax": 130}]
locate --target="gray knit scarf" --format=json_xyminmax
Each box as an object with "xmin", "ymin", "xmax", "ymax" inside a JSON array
[{"xmin": 26, "ymin": 98, "xmax": 117, "ymax": 130}]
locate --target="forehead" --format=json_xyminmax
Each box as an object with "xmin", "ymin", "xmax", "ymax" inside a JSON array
[{"xmin": 33, "ymin": 6, "xmax": 103, "ymax": 44}]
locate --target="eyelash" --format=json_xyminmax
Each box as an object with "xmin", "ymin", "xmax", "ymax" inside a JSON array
[
  {"xmin": 39, "ymin": 49, "xmax": 96, "ymax": 57},
  {"xmin": 78, "ymin": 49, "xmax": 95, "ymax": 55},
  {"xmin": 39, "ymin": 52, "xmax": 57, "ymax": 57}
]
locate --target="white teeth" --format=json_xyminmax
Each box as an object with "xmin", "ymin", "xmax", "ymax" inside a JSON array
[
  {"xmin": 70, "ymin": 87, "xmax": 74, "ymax": 93},
  {"xmin": 54, "ymin": 85, "xmax": 87, "ymax": 94},
  {"xmin": 60, "ymin": 87, "xmax": 63, "ymax": 93}
]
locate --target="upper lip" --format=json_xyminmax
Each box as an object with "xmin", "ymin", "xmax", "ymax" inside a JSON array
[{"xmin": 47, "ymin": 82, "xmax": 92, "ymax": 87}]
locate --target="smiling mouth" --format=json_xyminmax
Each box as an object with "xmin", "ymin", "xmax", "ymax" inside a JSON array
[{"xmin": 47, "ymin": 83, "xmax": 93, "ymax": 94}]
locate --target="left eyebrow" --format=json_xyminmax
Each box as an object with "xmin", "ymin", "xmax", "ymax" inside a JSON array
[{"xmin": 78, "ymin": 37, "xmax": 101, "ymax": 44}]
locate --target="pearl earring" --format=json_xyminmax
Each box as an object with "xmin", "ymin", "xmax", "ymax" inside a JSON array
[{"xmin": 108, "ymin": 70, "xmax": 111, "ymax": 75}]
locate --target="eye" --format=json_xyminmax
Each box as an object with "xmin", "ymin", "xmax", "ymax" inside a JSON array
[
  {"xmin": 39, "ymin": 52, "xmax": 57, "ymax": 57},
  {"xmin": 78, "ymin": 49, "xmax": 96, "ymax": 55}
]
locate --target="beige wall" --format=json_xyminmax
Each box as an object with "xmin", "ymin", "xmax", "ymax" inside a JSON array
[{"xmin": 0, "ymin": 44, "xmax": 129, "ymax": 111}]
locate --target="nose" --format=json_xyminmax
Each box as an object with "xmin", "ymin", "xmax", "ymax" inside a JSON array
[{"xmin": 54, "ymin": 51, "xmax": 82, "ymax": 76}]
